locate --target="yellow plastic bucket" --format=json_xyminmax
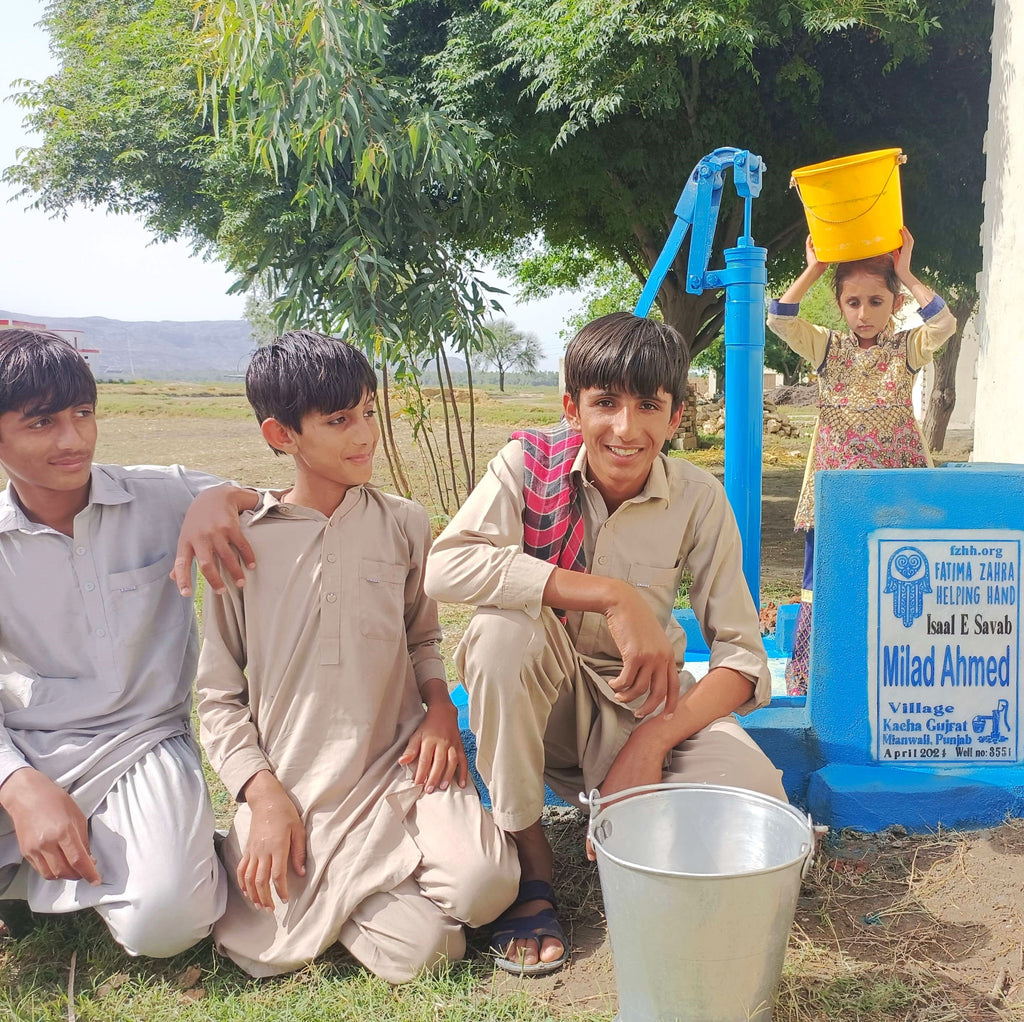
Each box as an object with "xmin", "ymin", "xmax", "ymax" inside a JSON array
[{"xmin": 790, "ymin": 148, "xmax": 907, "ymax": 262}]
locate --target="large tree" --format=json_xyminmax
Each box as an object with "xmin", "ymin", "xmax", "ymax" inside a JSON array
[
  {"xmin": 7, "ymin": 0, "xmax": 506, "ymax": 498},
  {"xmin": 8, "ymin": 0, "xmax": 989, "ymax": 450},
  {"xmin": 473, "ymin": 319, "xmax": 542, "ymax": 391},
  {"xmin": 425, "ymin": 0, "xmax": 989, "ymax": 441}
]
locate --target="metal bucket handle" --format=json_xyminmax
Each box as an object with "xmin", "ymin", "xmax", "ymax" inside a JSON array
[{"xmin": 584, "ymin": 784, "xmax": 820, "ymax": 877}]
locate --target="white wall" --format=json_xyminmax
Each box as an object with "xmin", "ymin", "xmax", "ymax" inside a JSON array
[{"xmin": 974, "ymin": 0, "xmax": 1024, "ymax": 463}]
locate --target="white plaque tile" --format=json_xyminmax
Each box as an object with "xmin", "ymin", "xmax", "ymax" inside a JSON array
[{"xmin": 867, "ymin": 530, "xmax": 1022, "ymax": 764}]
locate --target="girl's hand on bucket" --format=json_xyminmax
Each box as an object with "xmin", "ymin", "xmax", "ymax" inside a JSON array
[
  {"xmin": 893, "ymin": 226, "xmax": 915, "ymax": 279},
  {"xmin": 892, "ymin": 227, "xmax": 939, "ymax": 308},
  {"xmin": 804, "ymin": 234, "xmax": 829, "ymax": 275}
]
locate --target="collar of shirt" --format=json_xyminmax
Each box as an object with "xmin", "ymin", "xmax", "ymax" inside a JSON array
[
  {"xmin": 0, "ymin": 465, "xmax": 134, "ymax": 535},
  {"xmin": 247, "ymin": 484, "xmax": 372, "ymax": 525},
  {"xmin": 569, "ymin": 445, "xmax": 672, "ymax": 508}
]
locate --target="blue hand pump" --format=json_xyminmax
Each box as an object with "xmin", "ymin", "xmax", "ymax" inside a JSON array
[{"xmin": 634, "ymin": 147, "xmax": 768, "ymax": 604}]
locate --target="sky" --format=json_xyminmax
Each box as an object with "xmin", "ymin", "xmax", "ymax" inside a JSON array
[{"xmin": 0, "ymin": 2, "xmax": 574, "ymax": 369}]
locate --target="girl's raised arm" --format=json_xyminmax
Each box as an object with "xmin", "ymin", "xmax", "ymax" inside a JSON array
[
  {"xmin": 893, "ymin": 227, "xmax": 937, "ymax": 309},
  {"xmin": 777, "ymin": 235, "xmax": 830, "ymax": 305}
]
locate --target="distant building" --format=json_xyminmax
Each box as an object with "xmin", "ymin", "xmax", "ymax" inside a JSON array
[
  {"xmin": 0, "ymin": 318, "xmax": 46, "ymax": 331},
  {"xmin": 0, "ymin": 319, "xmax": 100, "ymax": 368},
  {"xmin": 51, "ymin": 328, "xmax": 100, "ymax": 366}
]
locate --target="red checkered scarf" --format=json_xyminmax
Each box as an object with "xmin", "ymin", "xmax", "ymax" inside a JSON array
[{"xmin": 511, "ymin": 422, "xmax": 588, "ymax": 574}]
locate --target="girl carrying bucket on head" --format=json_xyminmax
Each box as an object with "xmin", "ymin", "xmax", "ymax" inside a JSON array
[{"xmin": 767, "ymin": 228, "xmax": 956, "ymax": 695}]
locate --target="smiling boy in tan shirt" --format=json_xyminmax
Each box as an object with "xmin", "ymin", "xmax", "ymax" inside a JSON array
[
  {"xmin": 196, "ymin": 331, "xmax": 517, "ymax": 981},
  {"xmin": 425, "ymin": 312, "xmax": 785, "ymax": 974}
]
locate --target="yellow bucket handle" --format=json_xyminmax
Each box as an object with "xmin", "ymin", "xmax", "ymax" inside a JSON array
[{"xmin": 789, "ymin": 154, "xmax": 907, "ymax": 226}]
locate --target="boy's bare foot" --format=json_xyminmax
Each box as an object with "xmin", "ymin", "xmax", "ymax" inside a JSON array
[{"xmin": 490, "ymin": 820, "xmax": 567, "ymax": 973}]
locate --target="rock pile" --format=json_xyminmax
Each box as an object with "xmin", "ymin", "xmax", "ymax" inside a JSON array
[
  {"xmin": 766, "ymin": 384, "xmax": 817, "ymax": 407},
  {"xmin": 669, "ymin": 384, "xmax": 700, "ymax": 451},
  {"xmin": 695, "ymin": 397, "xmax": 802, "ymax": 439}
]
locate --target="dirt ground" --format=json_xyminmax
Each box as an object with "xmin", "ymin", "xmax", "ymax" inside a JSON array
[
  {"xmin": 482, "ymin": 813, "xmax": 1024, "ymax": 1020},
  {"xmin": 94, "ymin": 416, "xmax": 1023, "ymax": 1019}
]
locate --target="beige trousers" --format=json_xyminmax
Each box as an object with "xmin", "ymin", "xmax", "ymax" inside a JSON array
[
  {"xmin": 456, "ymin": 608, "xmax": 786, "ymax": 832},
  {"xmin": 222, "ymin": 781, "xmax": 520, "ymax": 983},
  {"xmin": 337, "ymin": 785, "xmax": 520, "ymax": 984}
]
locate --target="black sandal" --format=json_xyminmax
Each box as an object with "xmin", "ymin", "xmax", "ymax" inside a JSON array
[{"xmin": 489, "ymin": 879, "xmax": 568, "ymax": 976}]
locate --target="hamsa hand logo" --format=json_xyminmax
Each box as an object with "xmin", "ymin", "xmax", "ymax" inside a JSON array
[{"xmin": 884, "ymin": 546, "xmax": 931, "ymax": 628}]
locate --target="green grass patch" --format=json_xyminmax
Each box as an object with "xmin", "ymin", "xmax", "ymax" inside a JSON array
[
  {"xmin": 97, "ymin": 391, "xmax": 253, "ymax": 420},
  {"xmin": 0, "ymin": 912, "xmax": 565, "ymax": 1022}
]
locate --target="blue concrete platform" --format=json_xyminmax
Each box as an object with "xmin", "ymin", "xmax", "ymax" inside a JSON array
[
  {"xmin": 807, "ymin": 764, "xmax": 1024, "ymax": 832},
  {"xmin": 741, "ymin": 464, "xmax": 1024, "ymax": 833}
]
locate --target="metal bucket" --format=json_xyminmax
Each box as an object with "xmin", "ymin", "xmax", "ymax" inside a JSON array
[{"xmin": 588, "ymin": 783, "xmax": 814, "ymax": 1022}]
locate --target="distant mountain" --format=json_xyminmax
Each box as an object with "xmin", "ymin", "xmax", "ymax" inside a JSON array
[
  {"xmin": 1, "ymin": 310, "xmax": 256, "ymax": 380},
  {"xmin": 0, "ymin": 311, "xmax": 484, "ymax": 382}
]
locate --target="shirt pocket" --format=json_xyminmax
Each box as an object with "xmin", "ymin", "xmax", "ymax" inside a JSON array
[
  {"xmin": 627, "ymin": 560, "xmax": 682, "ymax": 621},
  {"xmin": 106, "ymin": 552, "xmax": 188, "ymax": 646},
  {"xmin": 359, "ymin": 559, "xmax": 408, "ymax": 641}
]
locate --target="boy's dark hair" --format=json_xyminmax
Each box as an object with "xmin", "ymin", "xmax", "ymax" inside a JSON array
[
  {"xmin": 832, "ymin": 253, "xmax": 901, "ymax": 304},
  {"xmin": 564, "ymin": 312, "xmax": 690, "ymax": 412},
  {"xmin": 0, "ymin": 329, "xmax": 97, "ymax": 419},
  {"xmin": 245, "ymin": 330, "xmax": 378, "ymax": 454}
]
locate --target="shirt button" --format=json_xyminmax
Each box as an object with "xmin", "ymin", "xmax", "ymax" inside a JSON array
[
  {"xmin": 95, "ymin": 628, "xmax": 106, "ymax": 637},
  {"xmin": 598, "ymin": 556, "xmax": 608, "ymax": 565},
  {"xmin": 84, "ymin": 582, "xmax": 96, "ymax": 592},
  {"xmin": 326, "ymin": 553, "xmax": 337, "ymax": 563},
  {"xmin": 75, "ymin": 546, "xmax": 87, "ymax": 556},
  {"xmin": 326, "ymin": 593, "xmax": 337, "ymax": 603}
]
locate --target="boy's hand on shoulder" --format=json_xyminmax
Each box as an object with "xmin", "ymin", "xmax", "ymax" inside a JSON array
[
  {"xmin": 399, "ymin": 685, "xmax": 468, "ymax": 794},
  {"xmin": 239, "ymin": 770, "xmax": 306, "ymax": 910},
  {"xmin": 606, "ymin": 584, "xmax": 679, "ymax": 720},
  {"xmin": 0, "ymin": 768, "xmax": 101, "ymax": 885},
  {"xmin": 172, "ymin": 484, "xmax": 258, "ymax": 597}
]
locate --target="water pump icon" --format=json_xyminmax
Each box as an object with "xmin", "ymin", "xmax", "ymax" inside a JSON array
[{"xmin": 972, "ymin": 699, "xmax": 1011, "ymax": 744}]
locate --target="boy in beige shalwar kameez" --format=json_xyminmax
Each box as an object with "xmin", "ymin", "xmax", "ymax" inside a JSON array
[
  {"xmin": 425, "ymin": 313, "xmax": 785, "ymax": 975},
  {"xmin": 196, "ymin": 331, "xmax": 518, "ymax": 982}
]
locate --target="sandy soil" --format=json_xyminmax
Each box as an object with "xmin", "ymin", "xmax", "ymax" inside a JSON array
[{"xmin": 477, "ymin": 812, "xmax": 1024, "ymax": 1020}]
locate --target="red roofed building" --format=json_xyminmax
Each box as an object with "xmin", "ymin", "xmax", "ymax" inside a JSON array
[{"xmin": 0, "ymin": 320, "xmax": 100, "ymax": 367}]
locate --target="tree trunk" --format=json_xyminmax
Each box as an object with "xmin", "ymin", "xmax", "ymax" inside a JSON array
[
  {"xmin": 499, "ymin": 369, "xmax": 505, "ymax": 392},
  {"xmin": 923, "ymin": 293, "xmax": 975, "ymax": 454},
  {"xmin": 439, "ymin": 347, "xmax": 472, "ymax": 492},
  {"xmin": 435, "ymin": 353, "xmax": 461, "ymax": 505},
  {"xmin": 377, "ymin": 361, "xmax": 411, "ymax": 497},
  {"xmin": 465, "ymin": 354, "xmax": 477, "ymax": 484}
]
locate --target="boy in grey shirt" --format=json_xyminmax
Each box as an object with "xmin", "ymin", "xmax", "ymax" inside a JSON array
[{"xmin": 0, "ymin": 328, "xmax": 255, "ymax": 955}]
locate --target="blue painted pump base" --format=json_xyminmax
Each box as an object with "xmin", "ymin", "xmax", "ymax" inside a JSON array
[{"xmin": 738, "ymin": 464, "xmax": 1024, "ymax": 834}]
